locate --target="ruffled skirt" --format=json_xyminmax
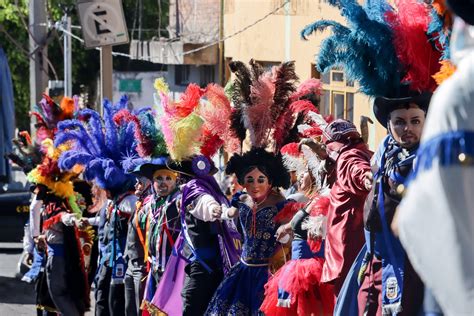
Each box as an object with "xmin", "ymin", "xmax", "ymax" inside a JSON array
[{"xmin": 261, "ymin": 257, "xmax": 334, "ymax": 316}]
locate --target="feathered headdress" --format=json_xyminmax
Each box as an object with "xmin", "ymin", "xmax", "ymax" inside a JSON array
[
  {"xmin": 301, "ymin": 0, "xmax": 445, "ymax": 98},
  {"xmin": 31, "ymin": 94, "xmax": 78, "ymax": 144},
  {"xmin": 280, "ymin": 142, "xmax": 305, "ymax": 174},
  {"xmin": 225, "ymin": 60, "xmax": 319, "ymax": 188},
  {"xmin": 228, "ymin": 60, "xmax": 318, "ymax": 153},
  {"xmin": 55, "ymin": 96, "xmax": 137, "ymax": 194},
  {"xmin": 154, "ymin": 77, "xmax": 240, "ymax": 167},
  {"xmin": 27, "ymin": 139, "xmax": 83, "ymax": 217},
  {"xmin": 7, "ymin": 131, "xmax": 43, "ymax": 174}
]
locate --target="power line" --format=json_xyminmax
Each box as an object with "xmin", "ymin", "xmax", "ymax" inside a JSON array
[{"xmin": 58, "ymin": 0, "xmax": 290, "ymax": 61}]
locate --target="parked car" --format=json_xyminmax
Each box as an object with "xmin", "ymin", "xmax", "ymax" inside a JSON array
[{"xmin": 0, "ymin": 191, "xmax": 31, "ymax": 242}]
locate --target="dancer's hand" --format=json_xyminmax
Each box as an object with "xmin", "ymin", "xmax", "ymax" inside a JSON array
[
  {"xmin": 275, "ymin": 223, "xmax": 292, "ymax": 243},
  {"xmin": 35, "ymin": 235, "xmax": 47, "ymax": 251},
  {"xmin": 364, "ymin": 171, "xmax": 373, "ymax": 191},
  {"xmin": 299, "ymin": 139, "xmax": 328, "ymax": 159},
  {"xmin": 211, "ymin": 205, "xmax": 222, "ymax": 220}
]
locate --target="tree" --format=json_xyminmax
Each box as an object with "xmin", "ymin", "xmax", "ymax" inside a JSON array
[{"xmin": 0, "ymin": 0, "xmax": 168, "ymax": 132}]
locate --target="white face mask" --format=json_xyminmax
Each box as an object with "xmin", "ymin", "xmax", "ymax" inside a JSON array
[{"xmin": 450, "ymin": 17, "xmax": 474, "ymax": 65}]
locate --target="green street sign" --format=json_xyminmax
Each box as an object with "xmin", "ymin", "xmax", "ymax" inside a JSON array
[{"xmin": 119, "ymin": 79, "xmax": 141, "ymax": 93}]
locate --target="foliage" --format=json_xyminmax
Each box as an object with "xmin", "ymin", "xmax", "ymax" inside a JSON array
[{"xmin": 0, "ymin": 0, "xmax": 168, "ymax": 132}]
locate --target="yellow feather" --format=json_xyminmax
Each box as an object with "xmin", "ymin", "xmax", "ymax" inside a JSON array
[
  {"xmin": 170, "ymin": 113, "xmax": 204, "ymax": 161},
  {"xmin": 154, "ymin": 77, "xmax": 170, "ymax": 94}
]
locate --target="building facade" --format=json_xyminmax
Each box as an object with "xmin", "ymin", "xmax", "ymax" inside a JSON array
[{"xmin": 224, "ymin": 0, "xmax": 387, "ymax": 149}]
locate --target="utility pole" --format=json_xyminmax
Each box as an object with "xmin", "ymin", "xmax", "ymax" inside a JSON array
[
  {"xmin": 100, "ymin": 46, "xmax": 113, "ymax": 107},
  {"xmin": 29, "ymin": 0, "xmax": 48, "ymax": 134},
  {"xmin": 218, "ymin": 0, "xmax": 225, "ymax": 86},
  {"xmin": 62, "ymin": 6, "xmax": 73, "ymax": 97}
]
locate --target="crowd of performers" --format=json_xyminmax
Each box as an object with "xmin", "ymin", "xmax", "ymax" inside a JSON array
[{"xmin": 8, "ymin": 0, "xmax": 473, "ymax": 315}]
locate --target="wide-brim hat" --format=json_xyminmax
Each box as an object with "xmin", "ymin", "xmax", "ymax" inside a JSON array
[
  {"xmin": 166, "ymin": 155, "xmax": 218, "ymax": 178},
  {"xmin": 447, "ymin": 0, "xmax": 474, "ymax": 25},
  {"xmin": 131, "ymin": 157, "xmax": 169, "ymax": 179},
  {"xmin": 373, "ymin": 89, "xmax": 432, "ymax": 127}
]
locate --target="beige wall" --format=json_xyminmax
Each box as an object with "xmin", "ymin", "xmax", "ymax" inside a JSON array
[{"xmin": 224, "ymin": 0, "xmax": 387, "ymax": 150}]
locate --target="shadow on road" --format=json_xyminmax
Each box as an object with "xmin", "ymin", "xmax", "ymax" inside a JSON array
[
  {"xmin": 0, "ymin": 247, "xmax": 23, "ymax": 254},
  {"xmin": 0, "ymin": 276, "xmax": 36, "ymax": 305}
]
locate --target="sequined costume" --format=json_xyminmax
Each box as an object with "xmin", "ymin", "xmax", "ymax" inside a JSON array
[{"xmin": 206, "ymin": 201, "xmax": 286, "ymax": 316}]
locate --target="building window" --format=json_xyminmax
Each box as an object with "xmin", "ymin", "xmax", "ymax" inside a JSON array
[
  {"xmin": 255, "ymin": 60, "xmax": 280, "ymax": 72},
  {"xmin": 328, "ymin": 91, "xmax": 354, "ymax": 121},
  {"xmin": 200, "ymin": 65, "xmax": 215, "ymax": 87},
  {"xmin": 321, "ymin": 68, "xmax": 355, "ymax": 121},
  {"xmin": 175, "ymin": 65, "xmax": 190, "ymax": 86},
  {"xmin": 331, "ymin": 71, "xmax": 344, "ymax": 83}
]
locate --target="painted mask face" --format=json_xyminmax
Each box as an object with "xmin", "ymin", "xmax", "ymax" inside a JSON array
[
  {"xmin": 153, "ymin": 170, "xmax": 177, "ymax": 197},
  {"xmin": 388, "ymin": 104, "xmax": 425, "ymax": 149},
  {"xmin": 243, "ymin": 167, "xmax": 271, "ymax": 203}
]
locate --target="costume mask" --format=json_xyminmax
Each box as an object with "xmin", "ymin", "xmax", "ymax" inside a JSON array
[
  {"xmin": 243, "ymin": 168, "xmax": 271, "ymax": 203},
  {"xmin": 388, "ymin": 105, "xmax": 425, "ymax": 149},
  {"xmin": 153, "ymin": 169, "xmax": 177, "ymax": 197}
]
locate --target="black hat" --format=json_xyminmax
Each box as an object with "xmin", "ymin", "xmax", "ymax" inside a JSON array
[
  {"xmin": 166, "ymin": 155, "xmax": 218, "ymax": 178},
  {"xmin": 447, "ymin": 0, "xmax": 474, "ymax": 25},
  {"xmin": 373, "ymin": 87, "xmax": 432, "ymax": 127},
  {"xmin": 131, "ymin": 157, "xmax": 170, "ymax": 180}
]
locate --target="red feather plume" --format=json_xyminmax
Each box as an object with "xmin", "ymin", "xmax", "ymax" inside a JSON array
[
  {"xmin": 274, "ymin": 201, "xmax": 306, "ymax": 224},
  {"xmin": 385, "ymin": 0, "xmax": 441, "ymax": 92},
  {"xmin": 176, "ymin": 84, "xmax": 204, "ymax": 118},
  {"xmin": 280, "ymin": 142, "xmax": 300, "ymax": 157}
]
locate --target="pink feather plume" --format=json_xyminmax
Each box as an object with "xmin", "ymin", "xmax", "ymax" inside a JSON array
[
  {"xmin": 245, "ymin": 74, "xmax": 276, "ymax": 148},
  {"xmin": 201, "ymin": 84, "xmax": 241, "ymax": 154},
  {"xmin": 290, "ymin": 78, "xmax": 323, "ymax": 101}
]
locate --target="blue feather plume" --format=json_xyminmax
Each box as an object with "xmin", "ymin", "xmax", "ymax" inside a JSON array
[
  {"xmin": 55, "ymin": 97, "xmax": 137, "ymax": 193},
  {"xmin": 301, "ymin": 0, "xmax": 401, "ymax": 97}
]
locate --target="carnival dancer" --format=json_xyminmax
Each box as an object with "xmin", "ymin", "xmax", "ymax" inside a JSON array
[
  {"xmin": 8, "ymin": 96, "xmax": 79, "ymax": 315},
  {"xmin": 153, "ymin": 78, "xmax": 242, "ymax": 316},
  {"xmin": 301, "ymin": 1, "xmax": 448, "ymax": 305},
  {"xmin": 123, "ymin": 175, "xmax": 151, "ymax": 316},
  {"xmin": 309, "ymin": 119, "xmax": 372, "ymax": 298},
  {"xmin": 205, "ymin": 60, "xmax": 316, "ymax": 315},
  {"xmin": 27, "ymin": 141, "xmax": 90, "ymax": 316},
  {"xmin": 139, "ymin": 160, "xmax": 180, "ymax": 315},
  {"xmin": 355, "ymin": 87, "xmax": 430, "ymax": 315},
  {"xmin": 260, "ymin": 107, "xmax": 336, "ymax": 316},
  {"xmin": 55, "ymin": 96, "xmax": 139, "ymax": 316},
  {"xmin": 396, "ymin": 3, "xmax": 474, "ymax": 314}
]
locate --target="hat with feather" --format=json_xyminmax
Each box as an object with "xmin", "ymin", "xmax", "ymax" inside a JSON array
[
  {"xmin": 54, "ymin": 96, "xmax": 137, "ymax": 195},
  {"xmin": 301, "ymin": 0, "xmax": 452, "ymax": 127},
  {"xmin": 27, "ymin": 139, "xmax": 84, "ymax": 218},
  {"xmin": 225, "ymin": 60, "xmax": 318, "ymax": 188},
  {"xmin": 8, "ymin": 94, "xmax": 78, "ymax": 175},
  {"xmin": 113, "ymin": 106, "xmax": 171, "ymax": 180}
]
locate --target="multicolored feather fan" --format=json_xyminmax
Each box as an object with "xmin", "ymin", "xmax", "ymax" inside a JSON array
[{"xmin": 154, "ymin": 78, "xmax": 240, "ymax": 162}]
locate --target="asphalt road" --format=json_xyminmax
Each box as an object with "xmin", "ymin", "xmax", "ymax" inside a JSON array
[
  {"xmin": 0, "ymin": 243, "xmax": 36, "ymax": 315},
  {"xmin": 0, "ymin": 243, "xmax": 95, "ymax": 315}
]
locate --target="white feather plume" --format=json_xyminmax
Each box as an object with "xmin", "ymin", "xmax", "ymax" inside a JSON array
[{"xmin": 302, "ymin": 214, "xmax": 328, "ymax": 239}]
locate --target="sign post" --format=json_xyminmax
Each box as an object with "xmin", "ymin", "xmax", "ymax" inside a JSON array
[{"xmin": 77, "ymin": 0, "xmax": 129, "ymax": 107}]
